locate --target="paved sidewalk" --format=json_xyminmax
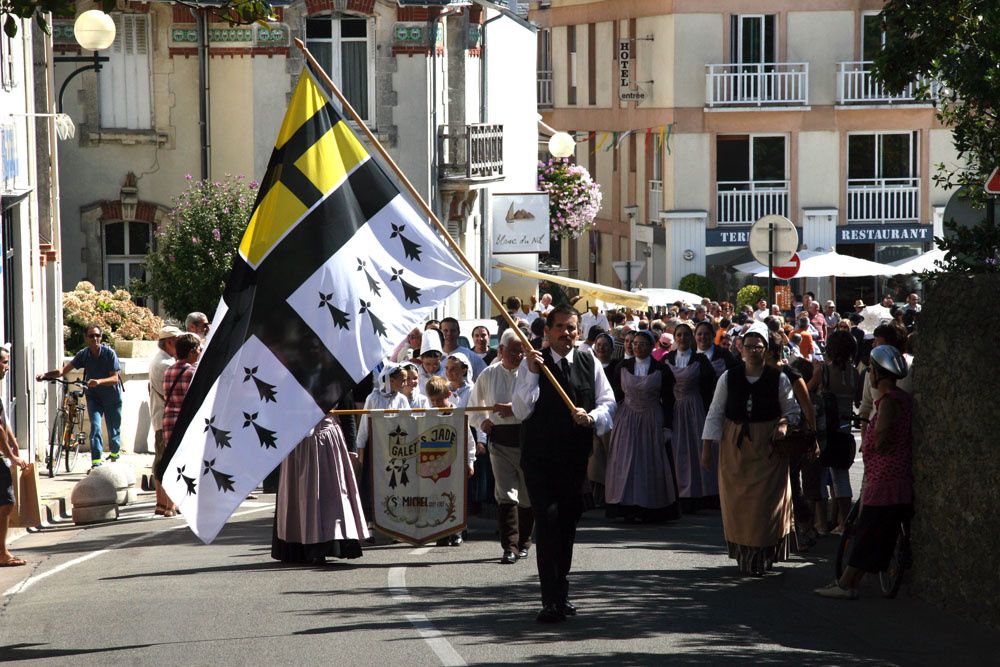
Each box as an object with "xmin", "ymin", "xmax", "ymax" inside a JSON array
[{"xmin": 9, "ymin": 451, "xmax": 156, "ymax": 542}]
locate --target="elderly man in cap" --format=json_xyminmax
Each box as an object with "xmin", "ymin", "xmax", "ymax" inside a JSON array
[
  {"xmin": 150, "ymin": 325, "xmax": 181, "ymax": 514},
  {"xmin": 823, "ymin": 301, "xmax": 841, "ymax": 330}
]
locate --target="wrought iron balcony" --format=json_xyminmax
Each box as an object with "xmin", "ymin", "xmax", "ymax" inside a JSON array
[
  {"xmin": 438, "ymin": 123, "xmax": 504, "ymax": 185},
  {"xmin": 847, "ymin": 177, "xmax": 919, "ymax": 224},
  {"xmin": 716, "ymin": 180, "xmax": 790, "ymax": 225},
  {"xmin": 836, "ymin": 61, "xmax": 940, "ymax": 105},
  {"xmin": 706, "ymin": 62, "xmax": 809, "ymax": 108}
]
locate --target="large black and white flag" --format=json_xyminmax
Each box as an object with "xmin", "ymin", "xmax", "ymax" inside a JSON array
[{"xmin": 158, "ymin": 67, "xmax": 470, "ymax": 543}]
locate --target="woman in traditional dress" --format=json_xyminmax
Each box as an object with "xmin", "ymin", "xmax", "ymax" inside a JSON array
[
  {"xmin": 664, "ymin": 322, "xmax": 718, "ymax": 512},
  {"xmin": 272, "ymin": 338, "xmax": 369, "ymax": 564},
  {"xmin": 694, "ymin": 320, "xmax": 739, "ymax": 379},
  {"xmin": 701, "ymin": 322, "xmax": 800, "ymax": 576},
  {"xmin": 605, "ymin": 331, "xmax": 680, "ymax": 523},
  {"xmin": 355, "ymin": 362, "xmax": 408, "ymax": 524}
]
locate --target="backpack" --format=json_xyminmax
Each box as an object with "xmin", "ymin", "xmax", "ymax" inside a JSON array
[{"xmin": 817, "ymin": 363, "xmax": 858, "ymax": 469}]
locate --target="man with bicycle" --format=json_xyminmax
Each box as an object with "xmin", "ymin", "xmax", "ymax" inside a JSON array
[
  {"xmin": 36, "ymin": 324, "xmax": 123, "ymax": 470},
  {"xmin": 1, "ymin": 348, "xmax": 29, "ymax": 566}
]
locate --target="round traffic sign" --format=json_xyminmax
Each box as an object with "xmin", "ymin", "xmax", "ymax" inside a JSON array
[
  {"xmin": 748, "ymin": 214, "xmax": 798, "ymax": 267},
  {"xmin": 772, "ymin": 252, "xmax": 801, "ymax": 279}
]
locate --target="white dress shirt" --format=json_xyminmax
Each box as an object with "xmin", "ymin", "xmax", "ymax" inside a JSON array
[
  {"xmin": 702, "ymin": 369, "xmax": 799, "ymax": 442},
  {"xmin": 468, "ymin": 362, "xmax": 520, "ymax": 444},
  {"xmin": 673, "ymin": 348, "xmax": 693, "ymax": 369},
  {"xmin": 512, "ymin": 348, "xmax": 616, "ymax": 436}
]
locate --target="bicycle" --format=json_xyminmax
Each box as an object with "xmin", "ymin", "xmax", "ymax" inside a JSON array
[
  {"xmin": 834, "ymin": 497, "xmax": 912, "ymax": 598},
  {"xmin": 42, "ymin": 378, "xmax": 88, "ymax": 477}
]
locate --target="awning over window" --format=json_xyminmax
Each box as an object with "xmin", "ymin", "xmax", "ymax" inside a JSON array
[{"xmin": 493, "ymin": 262, "xmax": 649, "ymax": 310}]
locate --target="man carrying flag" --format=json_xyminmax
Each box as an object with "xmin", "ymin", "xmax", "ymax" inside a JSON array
[{"xmin": 157, "ymin": 63, "xmax": 469, "ymax": 545}]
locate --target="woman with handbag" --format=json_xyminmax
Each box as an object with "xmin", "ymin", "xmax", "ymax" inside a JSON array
[
  {"xmin": 807, "ymin": 330, "xmax": 859, "ymax": 535},
  {"xmin": 701, "ymin": 322, "xmax": 801, "ymax": 576}
]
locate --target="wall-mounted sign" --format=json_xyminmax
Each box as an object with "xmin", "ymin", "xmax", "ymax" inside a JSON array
[
  {"xmin": 837, "ymin": 223, "xmax": 932, "ymax": 244},
  {"xmin": 617, "ymin": 39, "xmax": 645, "ymax": 102},
  {"xmin": 1, "ymin": 123, "xmax": 19, "ymax": 190},
  {"xmin": 706, "ymin": 225, "xmax": 802, "ymax": 247},
  {"xmin": 491, "ymin": 193, "xmax": 550, "ymax": 254}
]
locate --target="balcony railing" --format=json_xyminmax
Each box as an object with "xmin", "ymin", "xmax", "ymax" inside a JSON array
[
  {"xmin": 837, "ymin": 61, "xmax": 940, "ymax": 105},
  {"xmin": 538, "ymin": 70, "xmax": 553, "ymax": 109},
  {"xmin": 717, "ymin": 180, "xmax": 789, "ymax": 225},
  {"xmin": 648, "ymin": 180, "xmax": 662, "ymax": 224},
  {"xmin": 847, "ymin": 177, "xmax": 919, "ymax": 223},
  {"xmin": 706, "ymin": 63, "xmax": 809, "ymax": 107},
  {"xmin": 438, "ymin": 123, "xmax": 504, "ymax": 183}
]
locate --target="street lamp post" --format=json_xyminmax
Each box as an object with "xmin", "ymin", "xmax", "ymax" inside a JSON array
[{"xmin": 55, "ymin": 10, "xmax": 116, "ymax": 113}]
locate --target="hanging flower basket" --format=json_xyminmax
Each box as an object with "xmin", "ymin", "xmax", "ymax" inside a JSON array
[{"xmin": 537, "ymin": 158, "xmax": 603, "ymax": 239}]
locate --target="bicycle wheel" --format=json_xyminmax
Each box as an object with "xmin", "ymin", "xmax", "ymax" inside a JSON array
[
  {"xmin": 65, "ymin": 418, "xmax": 86, "ymax": 473},
  {"xmin": 834, "ymin": 501, "xmax": 862, "ymax": 579},
  {"xmin": 879, "ymin": 525, "xmax": 908, "ymax": 599},
  {"xmin": 47, "ymin": 409, "xmax": 67, "ymax": 478}
]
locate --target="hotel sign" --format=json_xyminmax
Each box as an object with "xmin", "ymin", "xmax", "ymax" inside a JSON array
[
  {"xmin": 837, "ymin": 224, "xmax": 933, "ymax": 244},
  {"xmin": 618, "ymin": 39, "xmax": 646, "ymax": 102}
]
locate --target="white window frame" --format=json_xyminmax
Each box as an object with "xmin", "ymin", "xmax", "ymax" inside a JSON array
[
  {"xmin": 103, "ymin": 220, "xmax": 151, "ymax": 304},
  {"xmin": 861, "ymin": 11, "xmax": 886, "ymax": 61},
  {"xmin": 847, "ymin": 131, "xmax": 918, "ymax": 181},
  {"xmin": 305, "ymin": 14, "xmax": 376, "ymax": 124},
  {"xmin": 733, "ymin": 14, "xmax": 776, "ymax": 65},
  {"xmin": 718, "ymin": 133, "xmax": 788, "ymax": 183},
  {"xmin": 99, "ymin": 13, "xmax": 153, "ymax": 130}
]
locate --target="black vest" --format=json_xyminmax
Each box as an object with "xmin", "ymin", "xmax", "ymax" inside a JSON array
[
  {"xmin": 522, "ymin": 348, "xmax": 597, "ymax": 462},
  {"xmin": 724, "ymin": 364, "xmax": 781, "ymax": 423}
]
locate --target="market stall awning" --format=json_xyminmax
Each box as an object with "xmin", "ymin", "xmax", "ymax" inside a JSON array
[
  {"xmin": 632, "ymin": 287, "xmax": 704, "ymax": 307},
  {"xmin": 739, "ymin": 250, "xmax": 897, "ymax": 278},
  {"xmin": 493, "ymin": 262, "xmax": 649, "ymax": 310},
  {"xmin": 888, "ymin": 248, "xmax": 946, "ymax": 273}
]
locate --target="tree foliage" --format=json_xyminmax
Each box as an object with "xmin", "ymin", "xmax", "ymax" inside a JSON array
[
  {"xmin": 735, "ymin": 284, "xmax": 765, "ymax": 311},
  {"xmin": 678, "ymin": 273, "xmax": 716, "ymax": 301},
  {"xmin": 138, "ymin": 175, "xmax": 257, "ymax": 320},
  {"xmin": 874, "ymin": 2, "xmax": 1000, "ymax": 273},
  {"xmin": 2, "ymin": 0, "xmax": 272, "ymax": 38}
]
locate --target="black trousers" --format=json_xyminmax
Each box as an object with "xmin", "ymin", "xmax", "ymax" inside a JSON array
[{"xmin": 522, "ymin": 454, "xmax": 587, "ymax": 606}]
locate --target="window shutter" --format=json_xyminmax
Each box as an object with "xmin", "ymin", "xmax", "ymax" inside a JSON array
[{"xmin": 99, "ymin": 13, "xmax": 152, "ymax": 130}]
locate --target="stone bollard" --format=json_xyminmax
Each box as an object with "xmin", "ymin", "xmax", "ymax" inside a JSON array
[
  {"xmin": 70, "ymin": 468, "xmax": 119, "ymax": 524},
  {"xmin": 116, "ymin": 462, "xmax": 139, "ymax": 506}
]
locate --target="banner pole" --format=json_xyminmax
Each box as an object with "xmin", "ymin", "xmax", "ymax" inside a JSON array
[
  {"xmin": 294, "ymin": 39, "xmax": 577, "ymax": 414},
  {"xmin": 330, "ymin": 406, "xmax": 496, "ymax": 416}
]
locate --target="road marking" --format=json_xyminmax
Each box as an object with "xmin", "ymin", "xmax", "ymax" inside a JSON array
[
  {"xmin": 388, "ymin": 546, "xmax": 466, "ymax": 667},
  {"xmin": 2, "ymin": 504, "xmax": 274, "ymax": 598}
]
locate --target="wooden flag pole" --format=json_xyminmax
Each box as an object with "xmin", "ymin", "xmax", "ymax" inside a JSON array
[
  {"xmin": 294, "ymin": 39, "xmax": 578, "ymax": 414},
  {"xmin": 330, "ymin": 406, "xmax": 496, "ymax": 416}
]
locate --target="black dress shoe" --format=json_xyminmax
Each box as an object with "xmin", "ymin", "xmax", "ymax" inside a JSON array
[
  {"xmin": 449, "ymin": 534, "xmax": 463, "ymax": 546},
  {"xmin": 535, "ymin": 604, "xmax": 566, "ymax": 624},
  {"xmin": 500, "ymin": 551, "xmax": 517, "ymax": 564},
  {"xmin": 558, "ymin": 600, "xmax": 577, "ymax": 616},
  {"xmin": 516, "ymin": 547, "xmax": 529, "ymax": 559}
]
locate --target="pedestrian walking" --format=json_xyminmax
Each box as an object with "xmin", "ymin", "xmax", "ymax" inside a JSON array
[
  {"xmin": 701, "ymin": 322, "xmax": 800, "ymax": 576},
  {"xmin": 513, "ymin": 306, "xmax": 616, "ymax": 623},
  {"xmin": 604, "ymin": 331, "xmax": 680, "ymax": 523},
  {"xmin": 0, "ymin": 348, "xmax": 29, "ymax": 567},
  {"xmin": 36, "ymin": 323, "xmax": 123, "ymax": 469},
  {"xmin": 469, "ymin": 329, "xmax": 534, "ymax": 564}
]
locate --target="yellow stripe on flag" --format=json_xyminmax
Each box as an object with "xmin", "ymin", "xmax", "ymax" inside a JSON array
[
  {"xmin": 240, "ymin": 182, "xmax": 309, "ymax": 266},
  {"xmin": 295, "ymin": 121, "xmax": 368, "ymax": 195},
  {"xmin": 275, "ymin": 73, "xmax": 327, "ymax": 149},
  {"xmin": 239, "ymin": 72, "xmax": 371, "ymax": 267}
]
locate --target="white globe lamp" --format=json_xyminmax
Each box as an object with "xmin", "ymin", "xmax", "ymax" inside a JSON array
[
  {"xmin": 74, "ymin": 10, "xmax": 116, "ymax": 51},
  {"xmin": 548, "ymin": 131, "xmax": 576, "ymax": 159}
]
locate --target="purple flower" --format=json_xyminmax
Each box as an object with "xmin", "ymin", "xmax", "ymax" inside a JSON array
[{"xmin": 212, "ymin": 228, "xmax": 222, "ymax": 241}]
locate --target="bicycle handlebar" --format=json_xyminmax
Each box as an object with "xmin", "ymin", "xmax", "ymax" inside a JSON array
[{"xmin": 39, "ymin": 377, "xmax": 88, "ymax": 390}]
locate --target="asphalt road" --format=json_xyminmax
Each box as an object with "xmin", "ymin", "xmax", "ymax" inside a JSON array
[{"xmin": 1, "ymin": 485, "xmax": 998, "ymax": 667}]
